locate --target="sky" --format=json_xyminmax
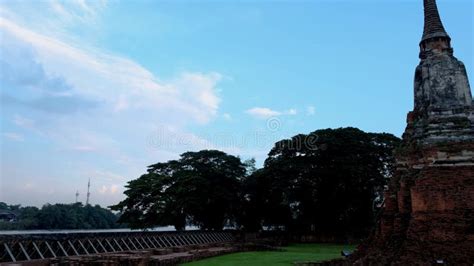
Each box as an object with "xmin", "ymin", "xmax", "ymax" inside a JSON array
[{"xmin": 0, "ymin": 0, "xmax": 472, "ymax": 207}]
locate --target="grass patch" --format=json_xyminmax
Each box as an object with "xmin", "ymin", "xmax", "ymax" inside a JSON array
[{"xmin": 182, "ymin": 243, "xmax": 356, "ymax": 266}]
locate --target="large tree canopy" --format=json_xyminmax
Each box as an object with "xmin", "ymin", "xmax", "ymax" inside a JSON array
[
  {"xmin": 112, "ymin": 128, "xmax": 399, "ymax": 237},
  {"xmin": 111, "ymin": 150, "xmax": 247, "ymax": 230},
  {"xmin": 242, "ymin": 128, "xmax": 400, "ymax": 236}
]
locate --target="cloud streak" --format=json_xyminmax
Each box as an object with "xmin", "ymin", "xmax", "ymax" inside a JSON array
[
  {"xmin": 3, "ymin": 132, "xmax": 24, "ymax": 142},
  {"xmin": 245, "ymin": 107, "xmax": 298, "ymax": 119}
]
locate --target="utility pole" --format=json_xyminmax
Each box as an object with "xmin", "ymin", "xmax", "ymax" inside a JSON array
[
  {"xmin": 86, "ymin": 178, "xmax": 91, "ymax": 205},
  {"xmin": 75, "ymin": 190, "xmax": 79, "ymax": 203}
]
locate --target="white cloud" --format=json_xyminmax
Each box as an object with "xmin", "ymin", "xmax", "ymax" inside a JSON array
[
  {"xmin": 13, "ymin": 115, "xmax": 34, "ymax": 129},
  {"xmin": 171, "ymin": 72, "xmax": 222, "ymax": 123},
  {"xmin": 0, "ymin": 17, "xmax": 222, "ymax": 124},
  {"xmin": 1, "ymin": 0, "xmax": 107, "ymax": 31},
  {"xmin": 98, "ymin": 184, "xmax": 120, "ymax": 195},
  {"xmin": 23, "ymin": 182, "xmax": 34, "ymax": 190},
  {"xmin": 113, "ymin": 94, "xmax": 129, "ymax": 112},
  {"xmin": 147, "ymin": 125, "xmax": 218, "ymax": 152},
  {"xmin": 3, "ymin": 132, "xmax": 24, "ymax": 142},
  {"xmin": 0, "ymin": 15, "xmax": 224, "ymax": 160},
  {"xmin": 71, "ymin": 0, "xmax": 100, "ymax": 16},
  {"xmin": 245, "ymin": 107, "xmax": 298, "ymax": 119},
  {"xmin": 286, "ymin": 108, "xmax": 297, "ymax": 115},
  {"xmin": 246, "ymin": 107, "xmax": 281, "ymax": 119},
  {"xmin": 306, "ymin": 106, "xmax": 316, "ymax": 116},
  {"xmin": 89, "ymin": 170, "xmax": 126, "ymax": 181},
  {"xmin": 109, "ymin": 184, "xmax": 119, "ymax": 194},
  {"xmin": 98, "ymin": 185, "xmax": 108, "ymax": 194}
]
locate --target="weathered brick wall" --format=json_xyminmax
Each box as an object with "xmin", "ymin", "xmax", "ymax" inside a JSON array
[{"xmin": 352, "ymin": 142, "xmax": 474, "ymax": 264}]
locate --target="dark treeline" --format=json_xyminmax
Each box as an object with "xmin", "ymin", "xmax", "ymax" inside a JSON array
[
  {"xmin": 112, "ymin": 127, "xmax": 400, "ymax": 238},
  {"xmin": 0, "ymin": 202, "xmax": 122, "ymax": 230}
]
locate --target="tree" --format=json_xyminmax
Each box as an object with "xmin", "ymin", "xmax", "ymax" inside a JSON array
[
  {"xmin": 250, "ymin": 128, "xmax": 400, "ymax": 236},
  {"xmin": 0, "ymin": 202, "xmax": 120, "ymax": 230},
  {"xmin": 111, "ymin": 150, "xmax": 247, "ymax": 230},
  {"xmin": 18, "ymin": 206, "xmax": 39, "ymax": 229},
  {"xmin": 111, "ymin": 171, "xmax": 186, "ymax": 230}
]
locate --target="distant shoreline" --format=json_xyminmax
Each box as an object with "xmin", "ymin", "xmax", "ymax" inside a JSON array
[{"xmin": 0, "ymin": 226, "xmax": 200, "ymax": 235}]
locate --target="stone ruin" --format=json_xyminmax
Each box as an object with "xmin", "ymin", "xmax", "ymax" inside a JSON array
[{"xmin": 351, "ymin": 0, "xmax": 474, "ymax": 264}]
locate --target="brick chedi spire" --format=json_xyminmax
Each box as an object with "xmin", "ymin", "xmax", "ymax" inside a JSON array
[
  {"xmin": 345, "ymin": 1, "xmax": 474, "ymax": 264},
  {"xmin": 421, "ymin": 0, "xmax": 450, "ymax": 42},
  {"xmin": 414, "ymin": 0, "xmax": 473, "ymax": 142},
  {"xmin": 419, "ymin": 0, "xmax": 454, "ymax": 61}
]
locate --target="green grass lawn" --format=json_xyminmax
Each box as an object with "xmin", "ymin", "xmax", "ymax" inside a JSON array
[{"xmin": 182, "ymin": 243, "xmax": 356, "ymax": 266}]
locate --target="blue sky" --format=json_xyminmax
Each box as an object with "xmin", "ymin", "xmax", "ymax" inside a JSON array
[{"xmin": 1, "ymin": 0, "xmax": 472, "ymax": 207}]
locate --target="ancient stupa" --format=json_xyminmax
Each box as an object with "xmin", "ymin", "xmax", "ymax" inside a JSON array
[{"xmin": 352, "ymin": 0, "xmax": 474, "ymax": 264}]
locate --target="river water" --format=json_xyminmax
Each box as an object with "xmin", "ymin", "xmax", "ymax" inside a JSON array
[{"xmin": 0, "ymin": 226, "xmax": 200, "ymax": 235}]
